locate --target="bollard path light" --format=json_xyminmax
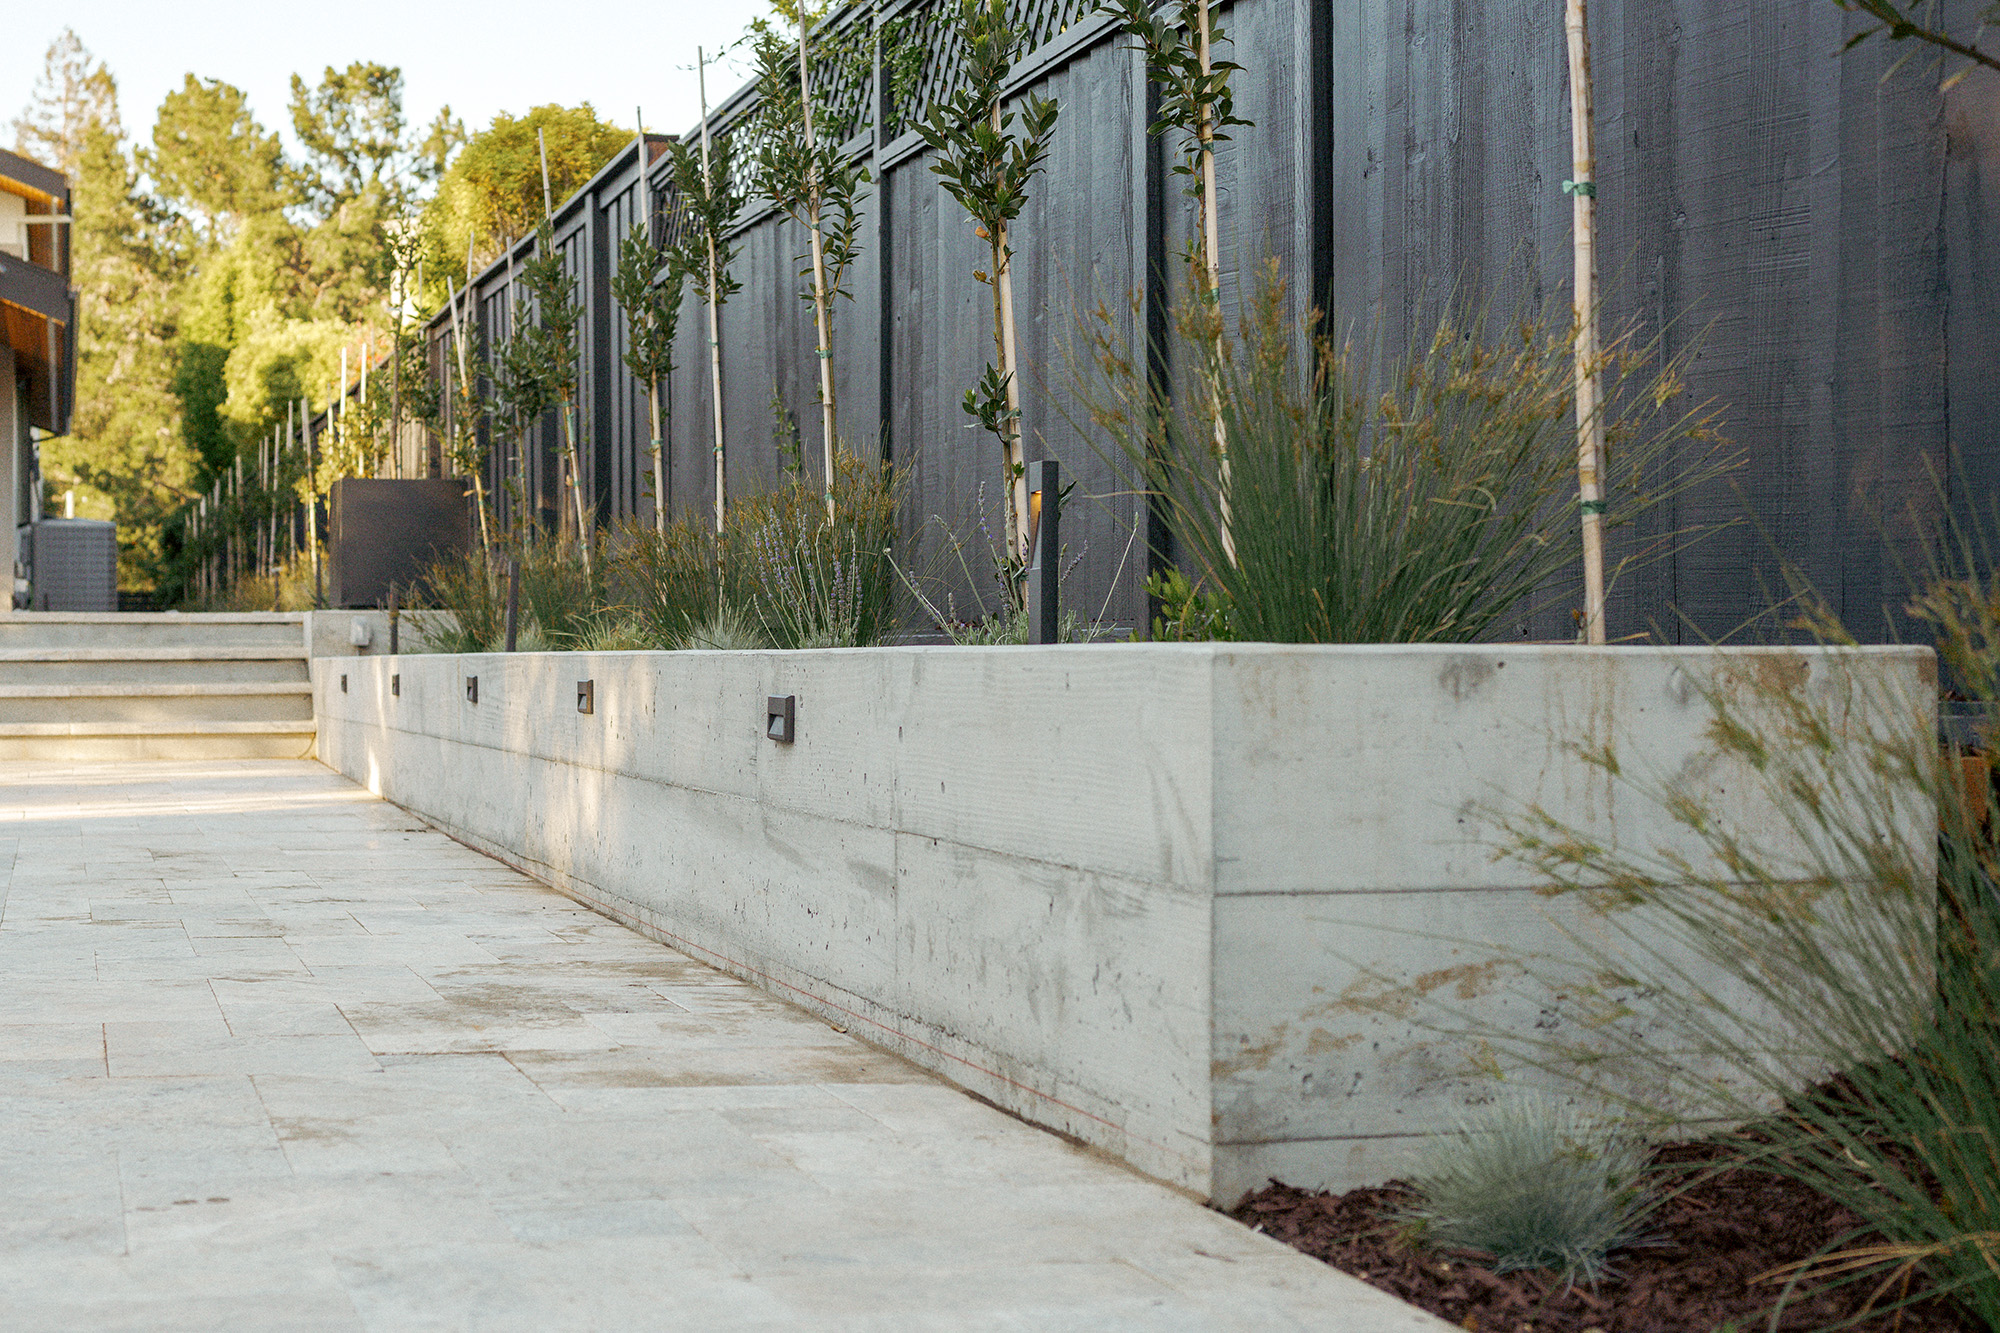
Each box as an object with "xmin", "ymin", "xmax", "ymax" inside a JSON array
[
  {"xmin": 1026, "ymin": 459, "xmax": 1060, "ymax": 645},
  {"xmin": 503, "ymin": 558, "xmax": 521, "ymax": 654}
]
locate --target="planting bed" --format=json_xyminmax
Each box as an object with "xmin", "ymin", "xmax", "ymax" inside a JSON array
[{"xmin": 1231, "ymin": 1146, "xmax": 1976, "ymax": 1332}]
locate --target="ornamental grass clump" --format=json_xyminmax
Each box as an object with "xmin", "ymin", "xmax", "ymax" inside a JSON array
[
  {"xmin": 415, "ymin": 548, "xmax": 507, "ymax": 652},
  {"xmin": 603, "ymin": 516, "xmax": 725, "ymax": 649},
  {"xmin": 513, "ymin": 532, "xmax": 602, "ymax": 649},
  {"xmin": 1082, "ymin": 262, "xmax": 1736, "ymax": 643},
  {"xmin": 1467, "ymin": 586, "xmax": 2000, "ymax": 1327},
  {"xmin": 1400, "ymin": 1097, "xmax": 1656, "ymax": 1288}
]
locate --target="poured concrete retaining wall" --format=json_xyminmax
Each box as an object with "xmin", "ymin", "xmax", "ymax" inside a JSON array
[{"xmin": 314, "ymin": 644, "xmax": 1933, "ymax": 1202}]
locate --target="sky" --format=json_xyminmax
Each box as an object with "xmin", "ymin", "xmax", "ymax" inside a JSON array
[{"xmin": 9, "ymin": 0, "xmax": 773, "ymax": 162}]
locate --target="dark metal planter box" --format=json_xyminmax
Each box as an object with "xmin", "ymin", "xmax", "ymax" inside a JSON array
[{"xmin": 329, "ymin": 479, "xmax": 471, "ymax": 609}]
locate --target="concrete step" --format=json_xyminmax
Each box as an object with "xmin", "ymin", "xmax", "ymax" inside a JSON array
[
  {"xmin": 0, "ymin": 613, "xmax": 323, "ymax": 760},
  {"xmin": 0, "ymin": 646, "xmax": 308, "ymax": 662},
  {"xmin": 0, "ymin": 723, "xmax": 317, "ymax": 762},
  {"xmin": 0, "ymin": 683, "xmax": 313, "ymax": 725},
  {"xmin": 0, "ymin": 720, "xmax": 315, "ymax": 738},
  {"xmin": 0, "ymin": 683, "xmax": 314, "ymax": 698},
  {"xmin": 0, "ymin": 612, "xmax": 307, "ymax": 651},
  {"xmin": 0, "ymin": 658, "xmax": 311, "ymax": 687}
]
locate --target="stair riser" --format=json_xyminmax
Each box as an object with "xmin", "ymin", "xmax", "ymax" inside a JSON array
[
  {"xmin": 0, "ymin": 734, "xmax": 317, "ymax": 762},
  {"xmin": 0, "ymin": 661, "xmax": 310, "ymax": 687},
  {"xmin": 0, "ymin": 697, "xmax": 313, "ymax": 725}
]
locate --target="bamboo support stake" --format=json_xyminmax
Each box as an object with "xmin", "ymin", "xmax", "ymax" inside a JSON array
[
  {"xmin": 268, "ymin": 430, "xmax": 277, "ymax": 574},
  {"xmin": 698, "ymin": 48, "xmax": 729, "ymax": 540},
  {"xmin": 305, "ymin": 397, "xmax": 322, "ymax": 609},
  {"xmin": 1195, "ymin": 0, "xmax": 1235, "ymax": 568},
  {"xmin": 537, "ymin": 134, "xmax": 593, "ymax": 572},
  {"xmin": 536, "ymin": 128, "xmax": 555, "ymax": 219},
  {"xmin": 1566, "ymin": 0, "xmax": 1607, "ymax": 644},
  {"xmin": 532, "ymin": 135, "xmax": 584, "ymax": 564},
  {"xmin": 985, "ymin": 46, "xmax": 1031, "ymax": 573},
  {"xmin": 636, "ymin": 109, "xmax": 670, "ymax": 536},
  {"xmin": 799, "ymin": 11, "xmax": 839, "ymax": 522},
  {"xmin": 446, "ymin": 278, "xmax": 493, "ymax": 551},
  {"xmin": 391, "ymin": 266, "xmax": 404, "ymax": 479}
]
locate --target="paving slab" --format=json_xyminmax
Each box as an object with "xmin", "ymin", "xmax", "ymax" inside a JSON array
[{"xmin": 0, "ymin": 759, "xmax": 1447, "ymax": 1332}]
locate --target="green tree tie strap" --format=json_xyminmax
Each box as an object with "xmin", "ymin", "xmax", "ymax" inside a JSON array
[
  {"xmin": 1562, "ymin": 179, "xmax": 1597, "ymax": 198},
  {"xmin": 1579, "ymin": 498, "xmax": 1607, "ymax": 515}
]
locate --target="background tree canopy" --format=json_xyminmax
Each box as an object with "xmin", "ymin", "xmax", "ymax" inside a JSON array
[
  {"xmin": 9, "ymin": 30, "xmax": 623, "ymax": 592},
  {"xmin": 418, "ymin": 103, "xmax": 628, "ymax": 286}
]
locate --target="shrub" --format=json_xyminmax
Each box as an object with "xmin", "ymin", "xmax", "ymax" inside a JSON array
[{"xmin": 1398, "ymin": 1096, "xmax": 1657, "ymax": 1288}]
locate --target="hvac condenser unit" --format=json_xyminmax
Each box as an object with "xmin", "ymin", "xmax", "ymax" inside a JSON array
[{"xmin": 27, "ymin": 519, "xmax": 117, "ymax": 612}]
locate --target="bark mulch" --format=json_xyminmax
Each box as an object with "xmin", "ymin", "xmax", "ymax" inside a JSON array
[{"xmin": 1228, "ymin": 1145, "xmax": 1978, "ymax": 1332}]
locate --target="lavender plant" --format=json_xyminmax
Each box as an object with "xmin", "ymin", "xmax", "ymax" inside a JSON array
[{"xmin": 732, "ymin": 450, "xmax": 900, "ymax": 647}]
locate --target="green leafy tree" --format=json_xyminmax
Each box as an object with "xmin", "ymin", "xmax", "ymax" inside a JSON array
[
  {"xmin": 1836, "ymin": 0, "xmax": 2000, "ymax": 80},
  {"xmin": 1103, "ymin": 0, "xmax": 1251, "ymax": 564},
  {"xmin": 420, "ymin": 105, "xmax": 626, "ymax": 286},
  {"xmin": 289, "ymin": 62, "xmax": 461, "ymax": 215},
  {"xmin": 146, "ymin": 75, "xmax": 288, "ymax": 247},
  {"xmin": 917, "ymin": 0, "xmax": 1061, "ymax": 584}
]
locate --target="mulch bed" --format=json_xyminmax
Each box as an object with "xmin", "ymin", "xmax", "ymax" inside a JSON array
[{"xmin": 1228, "ymin": 1144, "xmax": 1979, "ymax": 1332}]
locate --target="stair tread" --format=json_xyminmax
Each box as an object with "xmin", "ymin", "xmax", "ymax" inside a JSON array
[
  {"xmin": 0, "ymin": 683, "xmax": 311, "ymax": 698},
  {"xmin": 0, "ymin": 612, "xmax": 304, "ymax": 624},
  {"xmin": 0, "ymin": 647, "xmax": 309, "ymax": 662},
  {"xmin": 0, "ymin": 721, "xmax": 316, "ymax": 737}
]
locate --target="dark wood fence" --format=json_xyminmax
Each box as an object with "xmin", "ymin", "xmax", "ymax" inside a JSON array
[{"xmin": 426, "ymin": 0, "xmax": 1999, "ymax": 641}]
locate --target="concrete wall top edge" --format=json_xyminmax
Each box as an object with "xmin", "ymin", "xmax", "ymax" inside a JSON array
[{"xmin": 313, "ymin": 641, "xmax": 1936, "ymax": 663}]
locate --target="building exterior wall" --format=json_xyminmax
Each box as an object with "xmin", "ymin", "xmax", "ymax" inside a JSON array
[{"xmin": 2, "ymin": 345, "xmax": 18, "ymax": 608}]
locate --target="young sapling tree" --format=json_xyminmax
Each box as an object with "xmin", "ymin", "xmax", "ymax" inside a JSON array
[
  {"xmin": 666, "ymin": 49, "xmax": 746, "ymax": 541},
  {"xmin": 1564, "ymin": 0, "xmax": 1606, "ymax": 642},
  {"xmin": 918, "ymin": 0, "xmax": 1060, "ymax": 590},
  {"xmin": 751, "ymin": 10, "xmax": 870, "ymax": 521},
  {"xmin": 611, "ymin": 123, "xmax": 686, "ymax": 535},
  {"xmin": 1103, "ymin": 0, "xmax": 1251, "ymax": 563},
  {"xmin": 528, "ymin": 134, "xmax": 593, "ymax": 568},
  {"xmin": 443, "ymin": 275, "xmax": 493, "ymax": 549}
]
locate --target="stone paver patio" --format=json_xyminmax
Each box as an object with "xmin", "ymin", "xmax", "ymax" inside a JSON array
[{"xmin": 0, "ymin": 760, "xmax": 1441, "ymax": 1331}]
